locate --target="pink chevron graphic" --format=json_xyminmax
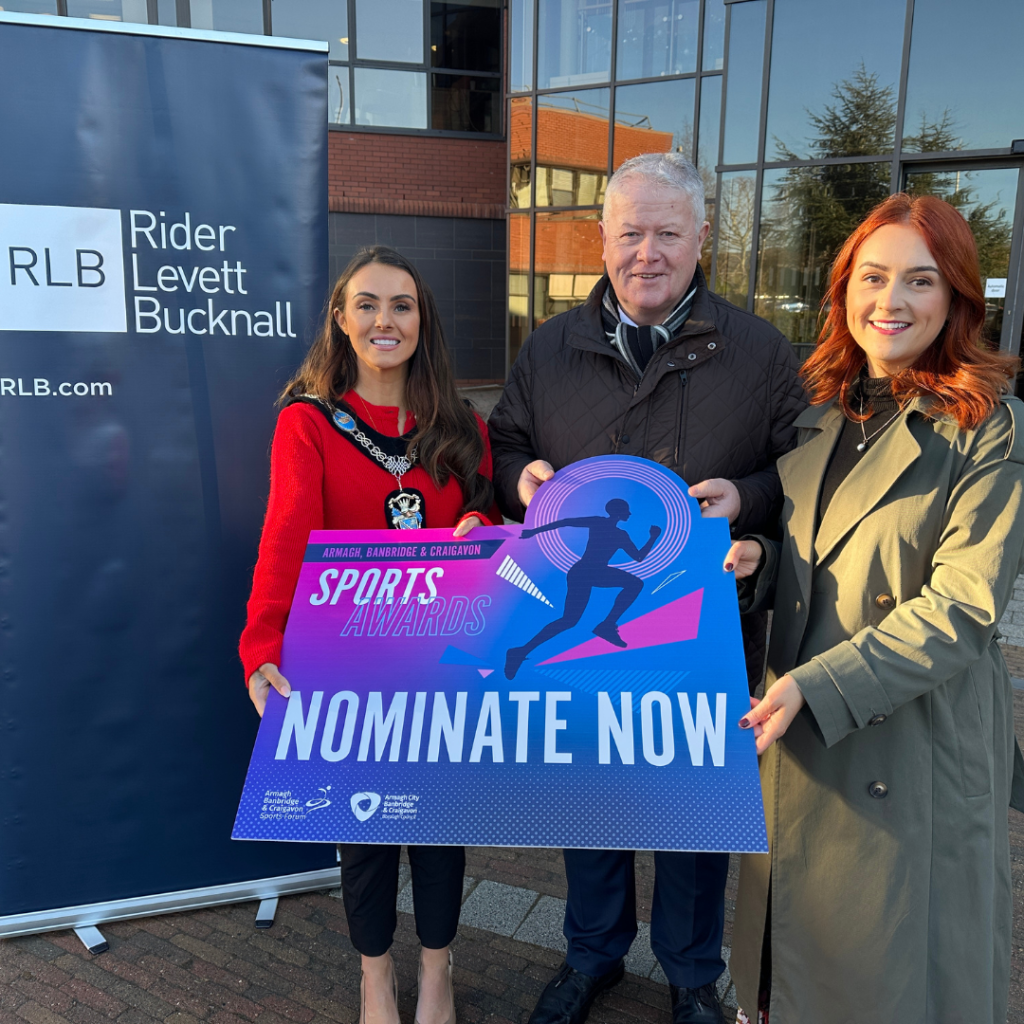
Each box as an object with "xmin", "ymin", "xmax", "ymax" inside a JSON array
[{"xmin": 539, "ymin": 588, "xmax": 703, "ymax": 665}]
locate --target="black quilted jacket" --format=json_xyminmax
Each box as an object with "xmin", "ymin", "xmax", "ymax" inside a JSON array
[{"xmin": 488, "ymin": 267, "xmax": 807, "ymax": 686}]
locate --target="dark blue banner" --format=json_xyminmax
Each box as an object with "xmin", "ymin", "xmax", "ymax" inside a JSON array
[{"xmin": 0, "ymin": 14, "xmax": 333, "ymax": 919}]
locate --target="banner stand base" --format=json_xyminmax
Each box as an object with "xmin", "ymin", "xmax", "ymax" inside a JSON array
[
  {"xmin": 73, "ymin": 926, "xmax": 109, "ymax": 954},
  {"xmin": 254, "ymin": 897, "xmax": 278, "ymax": 929},
  {"xmin": 0, "ymin": 868, "xmax": 340, "ymax": 940}
]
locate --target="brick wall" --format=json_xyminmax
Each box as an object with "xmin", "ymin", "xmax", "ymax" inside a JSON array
[{"xmin": 328, "ymin": 131, "xmax": 506, "ymax": 218}]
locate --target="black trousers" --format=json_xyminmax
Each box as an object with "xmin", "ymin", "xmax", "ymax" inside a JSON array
[
  {"xmin": 563, "ymin": 848, "xmax": 729, "ymax": 988},
  {"xmin": 339, "ymin": 844, "xmax": 465, "ymax": 957}
]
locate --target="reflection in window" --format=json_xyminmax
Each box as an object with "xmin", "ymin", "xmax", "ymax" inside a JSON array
[
  {"xmin": 355, "ymin": 0, "xmax": 424, "ymax": 64},
  {"xmin": 755, "ymin": 163, "xmax": 890, "ymax": 352},
  {"xmin": 537, "ymin": 0, "xmax": 612, "ymax": 89},
  {"xmin": 510, "ymin": 97, "xmax": 533, "ymax": 208},
  {"xmin": 702, "ymin": 0, "xmax": 724, "ymax": 70},
  {"xmin": 432, "ymin": 74, "xmax": 499, "ymax": 132},
  {"xmin": 354, "ymin": 67, "xmax": 427, "ymax": 129},
  {"xmin": 615, "ymin": 0, "xmax": 698, "ymax": 81},
  {"xmin": 764, "ymin": 0, "xmax": 901, "ymax": 160},
  {"xmin": 696, "ymin": 78, "xmax": 720, "ymax": 271},
  {"xmin": 67, "ymin": 0, "xmax": 148, "ymax": 21},
  {"xmin": 329, "ymin": 67, "xmax": 349, "ymax": 125},
  {"xmin": 721, "ymin": 0, "xmax": 765, "ymax": 166},
  {"xmin": 189, "ymin": 0, "xmax": 264, "ymax": 33},
  {"xmin": 510, "ymin": 0, "xmax": 534, "ymax": 92},
  {"xmin": 697, "ymin": 75, "xmax": 721, "ymax": 182},
  {"xmin": 534, "ymin": 211, "xmax": 603, "ymax": 326},
  {"xmin": 906, "ymin": 167, "xmax": 1017, "ymax": 346},
  {"xmin": 271, "ymin": 0, "xmax": 348, "ymax": 60},
  {"xmin": 535, "ymin": 90, "xmax": 610, "ymax": 207},
  {"xmin": 612, "ymin": 79, "xmax": 695, "ymax": 170},
  {"xmin": 903, "ymin": 0, "xmax": 1024, "ymax": 154},
  {"xmin": 0, "ymin": 0, "xmax": 58, "ymax": 10},
  {"xmin": 509, "ymin": 213, "xmax": 531, "ymax": 364},
  {"xmin": 714, "ymin": 171, "xmax": 756, "ymax": 308},
  {"xmin": 431, "ymin": 1, "xmax": 500, "ymax": 72}
]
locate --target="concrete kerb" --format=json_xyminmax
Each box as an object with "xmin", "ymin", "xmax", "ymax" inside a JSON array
[{"xmin": 327, "ymin": 871, "xmax": 738, "ymax": 1011}]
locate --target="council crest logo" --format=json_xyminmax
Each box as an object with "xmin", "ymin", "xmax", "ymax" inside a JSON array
[{"xmin": 350, "ymin": 791, "xmax": 381, "ymax": 821}]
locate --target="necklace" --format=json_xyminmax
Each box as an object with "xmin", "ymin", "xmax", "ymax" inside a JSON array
[
  {"xmin": 300, "ymin": 394, "xmax": 426, "ymax": 529},
  {"xmin": 856, "ymin": 393, "xmax": 902, "ymax": 452}
]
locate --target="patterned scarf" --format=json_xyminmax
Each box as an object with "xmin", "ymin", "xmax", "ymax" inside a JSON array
[{"xmin": 601, "ymin": 276, "xmax": 697, "ymax": 377}]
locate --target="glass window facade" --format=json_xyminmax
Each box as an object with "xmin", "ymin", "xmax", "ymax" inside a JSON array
[
  {"xmin": 616, "ymin": 0, "xmax": 700, "ymax": 80},
  {"xmin": 613, "ymin": 79, "xmax": 695, "ymax": 168},
  {"xmin": 189, "ymin": 0, "xmax": 263, "ymax": 34},
  {"xmin": 354, "ymin": 67, "xmax": 428, "ymax": 129},
  {"xmin": 720, "ymin": 0, "xmax": 764, "ymax": 166},
  {"xmin": 763, "ymin": 0, "xmax": 902, "ymax": 161},
  {"xmin": 272, "ymin": 0, "xmax": 348, "ymax": 61},
  {"xmin": 66, "ymin": 0, "xmax": 148, "ymax": 21},
  {"xmin": 24, "ymin": 0, "xmax": 502, "ymax": 135},
  {"xmin": 355, "ymin": 0, "xmax": 423, "ymax": 63},
  {"xmin": 0, "ymin": 1, "xmax": 59, "ymax": 11},
  {"xmin": 903, "ymin": 0, "xmax": 1024, "ymax": 154},
  {"xmin": 508, "ymin": 0, "xmax": 1024, "ymax": 374},
  {"xmin": 537, "ymin": 0, "xmax": 613, "ymax": 89}
]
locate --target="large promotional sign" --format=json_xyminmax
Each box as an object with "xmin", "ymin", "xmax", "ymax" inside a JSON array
[
  {"xmin": 0, "ymin": 14, "xmax": 334, "ymax": 926},
  {"xmin": 235, "ymin": 457, "xmax": 767, "ymax": 852}
]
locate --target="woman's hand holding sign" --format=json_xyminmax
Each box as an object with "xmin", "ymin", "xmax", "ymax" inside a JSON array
[
  {"xmin": 248, "ymin": 663, "xmax": 292, "ymax": 717},
  {"xmin": 722, "ymin": 539, "xmax": 764, "ymax": 579},
  {"xmin": 721, "ymin": 538, "xmax": 805, "ymax": 753}
]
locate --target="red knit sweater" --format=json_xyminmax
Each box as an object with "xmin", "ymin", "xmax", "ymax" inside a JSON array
[{"xmin": 239, "ymin": 391, "xmax": 501, "ymax": 682}]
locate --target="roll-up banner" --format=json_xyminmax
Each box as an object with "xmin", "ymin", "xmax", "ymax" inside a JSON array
[{"xmin": 0, "ymin": 12, "xmax": 336, "ymax": 936}]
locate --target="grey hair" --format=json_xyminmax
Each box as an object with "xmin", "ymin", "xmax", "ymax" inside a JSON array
[{"xmin": 602, "ymin": 152, "xmax": 706, "ymax": 227}]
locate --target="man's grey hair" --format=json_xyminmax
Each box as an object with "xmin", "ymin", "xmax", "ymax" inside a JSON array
[{"xmin": 602, "ymin": 152, "xmax": 706, "ymax": 228}]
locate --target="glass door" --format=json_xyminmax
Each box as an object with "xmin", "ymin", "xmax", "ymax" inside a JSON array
[{"xmin": 903, "ymin": 161, "xmax": 1024, "ymax": 353}]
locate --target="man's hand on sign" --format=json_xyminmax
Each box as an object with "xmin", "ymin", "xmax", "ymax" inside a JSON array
[
  {"xmin": 248, "ymin": 662, "xmax": 292, "ymax": 717},
  {"xmin": 517, "ymin": 460, "xmax": 555, "ymax": 508},
  {"xmin": 689, "ymin": 478, "xmax": 741, "ymax": 523}
]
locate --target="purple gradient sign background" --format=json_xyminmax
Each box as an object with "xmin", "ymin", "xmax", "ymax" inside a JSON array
[{"xmin": 233, "ymin": 456, "xmax": 767, "ymax": 852}]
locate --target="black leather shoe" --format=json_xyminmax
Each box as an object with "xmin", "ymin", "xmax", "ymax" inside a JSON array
[
  {"xmin": 527, "ymin": 961, "xmax": 625, "ymax": 1024},
  {"xmin": 670, "ymin": 982, "xmax": 725, "ymax": 1024}
]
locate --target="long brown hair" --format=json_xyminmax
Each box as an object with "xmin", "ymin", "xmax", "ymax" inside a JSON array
[
  {"xmin": 802, "ymin": 193, "xmax": 1017, "ymax": 429},
  {"xmin": 281, "ymin": 246, "xmax": 493, "ymax": 515}
]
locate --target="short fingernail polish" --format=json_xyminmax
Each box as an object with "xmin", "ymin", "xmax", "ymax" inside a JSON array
[
  {"xmin": 724, "ymin": 562, "xmax": 735, "ymax": 572},
  {"xmin": 738, "ymin": 717, "xmax": 750, "ymax": 729}
]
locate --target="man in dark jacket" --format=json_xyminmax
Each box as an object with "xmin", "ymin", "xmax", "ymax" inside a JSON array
[{"xmin": 488, "ymin": 152, "xmax": 806, "ymax": 1024}]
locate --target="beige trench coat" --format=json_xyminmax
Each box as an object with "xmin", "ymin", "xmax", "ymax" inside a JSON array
[{"xmin": 731, "ymin": 395, "xmax": 1024, "ymax": 1024}]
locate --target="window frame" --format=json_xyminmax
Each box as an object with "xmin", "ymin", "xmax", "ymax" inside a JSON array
[{"xmin": 48, "ymin": 0, "xmax": 504, "ymax": 137}]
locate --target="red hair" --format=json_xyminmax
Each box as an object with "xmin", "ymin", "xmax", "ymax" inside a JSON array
[{"xmin": 801, "ymin": 192, "xmax": 1017, "ymax": 429}]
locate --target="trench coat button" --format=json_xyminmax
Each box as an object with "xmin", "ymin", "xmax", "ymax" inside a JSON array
[
  {"xmin": 708, "ymin": 341, "xmax": 717, "ymax": 350},
  {"xmin": 868, "ymin": 781, "xmax": 888, "ymax": 799},
  {"xmin": 875, "ymin": 593, "xmax": 895, "ymax": 610},
  {"xmin": 667, "ymin": 361, "xmax": 675, "ymax": 367},
  {"xmin": 620, "ymin": 434, "xmax": 630, "ymax": 444},
  {"xmin": 688, "ymin": 352, "xmax": 697, "ymax": 361},
  {"xmin": 869, "ymin": 713, "xmax": 887, "ymax": 726}
]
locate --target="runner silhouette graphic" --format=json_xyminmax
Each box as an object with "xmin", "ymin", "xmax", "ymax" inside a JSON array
[{"xmin": 505, "ymin": 498, "xmax": 661, "ymax": 679}]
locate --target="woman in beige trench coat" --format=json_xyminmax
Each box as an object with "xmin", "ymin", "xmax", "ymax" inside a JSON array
[{"xmin": 726, "ymin": 193, "xmax": 1024, "ymax": 1024}]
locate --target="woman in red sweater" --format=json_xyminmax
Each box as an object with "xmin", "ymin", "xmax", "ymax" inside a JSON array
[{"xmin": 240, "ymin": 245, "xmax": 500, "ymax": 1024}]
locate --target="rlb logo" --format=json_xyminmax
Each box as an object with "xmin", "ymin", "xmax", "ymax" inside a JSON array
[
  {"xmin": 0, "ymin": 204, "xmax": 127, "ymax": 333},
  {"xmin": 350, "ymin": 792, "xmax": 381, "ymax": 822}
]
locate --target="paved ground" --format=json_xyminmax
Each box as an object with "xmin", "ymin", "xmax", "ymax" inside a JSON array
[{"xmin": 4, "ymin": 669, "xmax": 1024, "ymax": 1024}]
